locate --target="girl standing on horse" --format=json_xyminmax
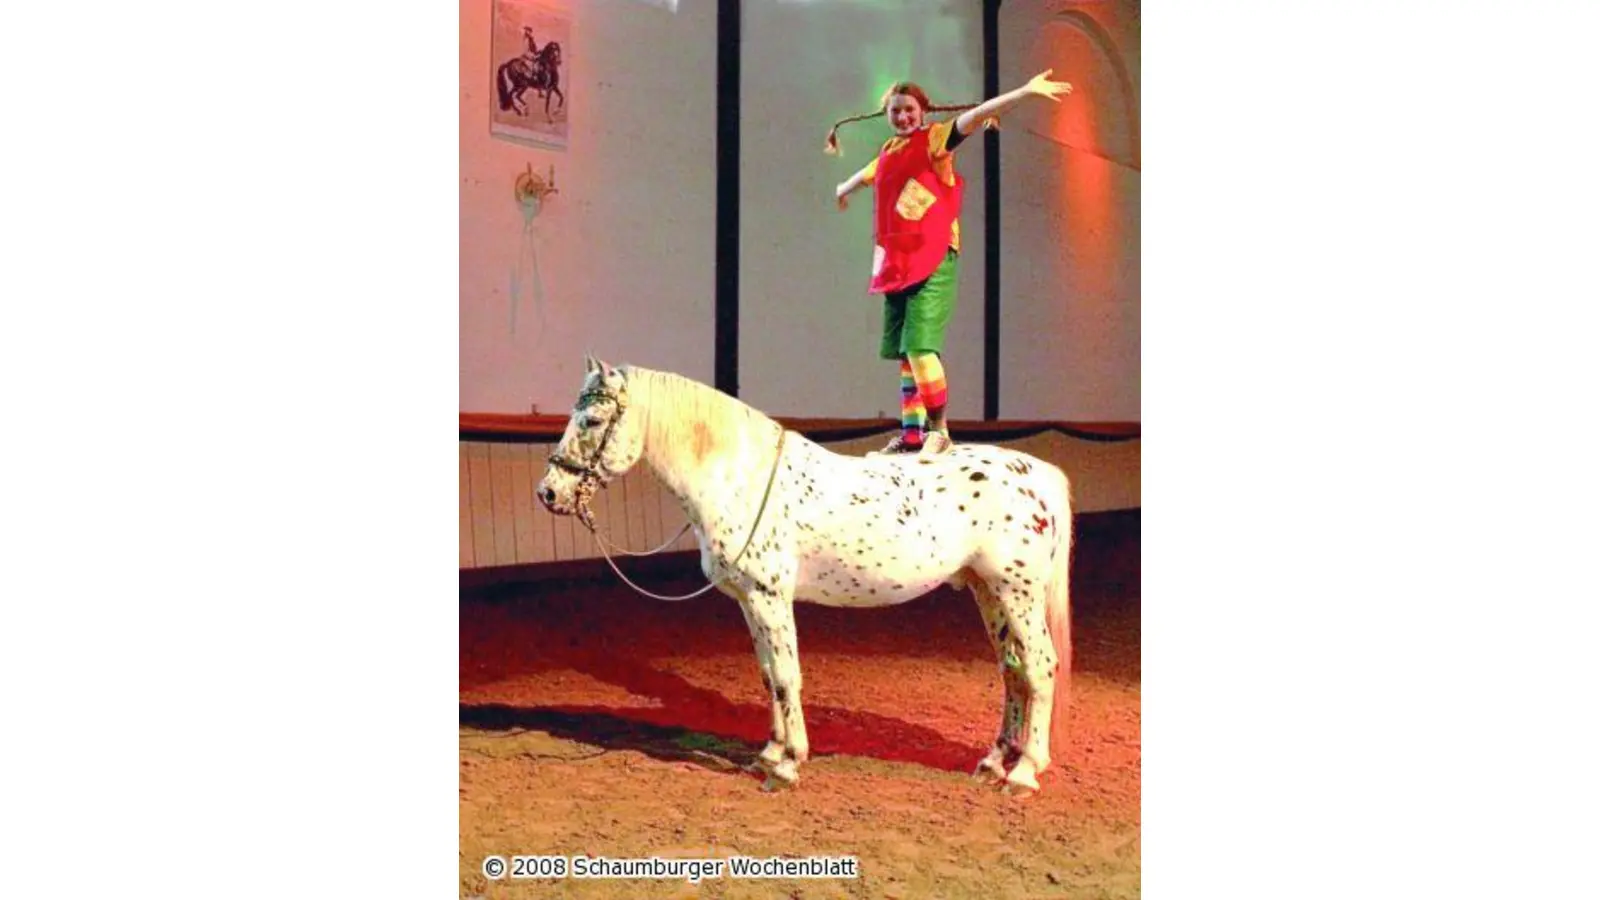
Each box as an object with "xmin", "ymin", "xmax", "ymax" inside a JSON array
[{"xmin": 829, "ymin": 70, "xmax": 1073, "ymax": 455}]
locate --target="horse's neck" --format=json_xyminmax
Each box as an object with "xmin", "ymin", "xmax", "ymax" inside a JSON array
[{"xmin": 636, "ymin": 372, "xmax": 776, "ymax": 529}]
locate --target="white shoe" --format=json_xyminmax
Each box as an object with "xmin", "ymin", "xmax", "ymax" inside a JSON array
[{"xmin": 867, "ymin": 434, "xmax": 922, "ymax": 456}]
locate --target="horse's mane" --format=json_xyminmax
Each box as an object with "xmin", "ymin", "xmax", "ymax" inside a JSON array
[{"xmin": 626, "ymin": 365, "xmax": 780, "ymax": 478}]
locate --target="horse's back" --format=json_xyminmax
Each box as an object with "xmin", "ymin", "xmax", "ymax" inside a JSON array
[{"xmin": 786, "ymin": 439, "xmax": 1069, "ymax": 605}]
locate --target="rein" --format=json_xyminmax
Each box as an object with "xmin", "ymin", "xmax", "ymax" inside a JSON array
[
  {"xmin": 559, "ymin": 384, "xmax": 788, "ymax": 601},
  {"xmin": 591, "ymin": 429, "xmax": 788, "ymax": 602}
]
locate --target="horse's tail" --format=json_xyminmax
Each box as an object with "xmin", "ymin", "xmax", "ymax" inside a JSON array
[
  {"xmin": 1044, "ymin": 464, "xmax": 1074, "ymax": 763},
  {"xmin": 495, "ymin": 62, "xmax": 514, "ymax": 110}
]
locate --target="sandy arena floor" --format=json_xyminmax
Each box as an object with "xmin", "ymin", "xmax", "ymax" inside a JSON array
[{"xmin": 460, "ymin": 573, "xmax": 1140, "ymax": 899}]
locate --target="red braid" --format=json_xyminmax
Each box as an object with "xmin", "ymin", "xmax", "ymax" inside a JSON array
[{"xmin": 824, "ymin": 81, "xmax": 991, "ymax": 155}]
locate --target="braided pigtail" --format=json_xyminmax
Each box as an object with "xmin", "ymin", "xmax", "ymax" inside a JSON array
[
  {"xmin": 825, "ymin": 84, "xmax": 999, "ymax": 156},
  {"xmin": 823, "ymin": 109, "xmax": 885, "ymax": 156}
]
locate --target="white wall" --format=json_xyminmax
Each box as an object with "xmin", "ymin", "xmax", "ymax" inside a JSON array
[
  {"xmin": 460, "ymin": 0, "xmax": 718, "ymax": 413},
  {"xmin": 1000, "ymin": 0, "xmax": 1141, "ymax": 421},
  {"xmin": 459, "ymin": 0, "xmax": 1140, "ymax": 422}
]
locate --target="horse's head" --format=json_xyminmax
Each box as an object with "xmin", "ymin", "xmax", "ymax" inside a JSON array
[
  {"xmin": 537, "ymin": 355, "xmax": 645, "ymax": 527},
  {"xmin": 540, "ymin": 42, "xmax": 562, "ymax": 65}
]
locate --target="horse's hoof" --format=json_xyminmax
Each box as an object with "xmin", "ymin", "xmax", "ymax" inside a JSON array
[
  {"xmin": 760, "ymin": 770, "xmax": 799, "ymax": 792},
  {"xmin": 759, "ymin": 758, "xmax": 800, "ymax": 790},
  {"xmin": 972, "ymin": 758, "xmax": 1006, "ymax": 784},
  {"xmin": 1002, "ymin": 770, "xmax": 1040, "ymax": 796},
  {"xmin": 748, "ymin": 744, "xmax": 785, "ymax": 774}
]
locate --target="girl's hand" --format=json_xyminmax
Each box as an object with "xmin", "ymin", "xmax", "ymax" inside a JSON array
[
  {"xmin": 1024, "ymin": 68, "xmax": 1073, "ymax": 101},
  {"xmin": 836, "ymin": 183, "xmax": 851, "ymax": 211}
]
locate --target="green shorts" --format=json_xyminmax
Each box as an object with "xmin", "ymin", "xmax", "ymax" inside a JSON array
[{"xmin": 880, "ymin": 249, "xmax": 959, "ymax": 359}]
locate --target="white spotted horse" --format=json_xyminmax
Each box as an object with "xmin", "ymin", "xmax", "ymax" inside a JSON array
[{"xmin": 537, "ymin": 357, "xmax": 1073, "ymax": 795}]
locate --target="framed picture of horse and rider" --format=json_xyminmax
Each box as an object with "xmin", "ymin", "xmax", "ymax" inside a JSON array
[{"xmin": 491, "ymin": 0, "xmax": 569, "ymax": 150}]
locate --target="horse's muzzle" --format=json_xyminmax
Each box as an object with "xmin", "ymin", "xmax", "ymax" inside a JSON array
[
  {"xmin": 537, "ymin": 472, "xmax": 600, "ymax": 531},
  {"xmin": 538, "ymin": 479, "xmax": 579, "ymax": 517}
]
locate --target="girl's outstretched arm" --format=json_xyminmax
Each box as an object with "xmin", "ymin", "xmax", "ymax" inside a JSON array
[
  {"xmin": 835, "ymin": 160, "xmax": 876, "ymax": 211},
  {"xmin": 955, "ymin": 69, "xmax": 1073, "ymax": 136}
]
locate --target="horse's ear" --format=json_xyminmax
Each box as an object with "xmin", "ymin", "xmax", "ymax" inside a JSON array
[{"xmin": 584, "ymin": 353, "xmax": 600, "ymax": 375}]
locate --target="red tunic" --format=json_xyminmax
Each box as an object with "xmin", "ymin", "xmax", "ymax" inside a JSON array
[{"xmin": 868, "ymin": 126, "xmax": 963, "ymax": 294}]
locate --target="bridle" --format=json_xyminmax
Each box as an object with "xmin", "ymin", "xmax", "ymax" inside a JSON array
[
  {"xmin": 547, "ymin": 384, "xmax": 629, "ymax": 530},
  {"xmin": 546, "ymin": 377, "xmax": 789, "ymax": 603}
]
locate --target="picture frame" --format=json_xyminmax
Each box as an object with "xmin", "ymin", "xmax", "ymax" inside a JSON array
[{"xmin": 490, "ymin": 0, "xmax": 570, "ymax": 150}]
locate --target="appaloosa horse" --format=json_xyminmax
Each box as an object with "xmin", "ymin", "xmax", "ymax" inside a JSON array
[{"xmin": 537, "ymin": 357, "xmax": 1073, "ymax": 794}]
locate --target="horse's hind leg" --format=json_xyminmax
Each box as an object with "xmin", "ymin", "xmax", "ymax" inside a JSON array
[
  {"xmin": 989, "ymin": 579, "xmax": 1059, "ymax": 796},
  {"xmin": 968, "ymin": 575, "xmax": 1024, "ymax": 784}
]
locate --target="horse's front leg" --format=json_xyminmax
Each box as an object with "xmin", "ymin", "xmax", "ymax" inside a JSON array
[
  {"xmin": 734, "ymin": 597, "xmax": 787, "ymax": 773},
  {"xmin": 738, "ymin": 584, "xmax": 808, "ymax": 790}
]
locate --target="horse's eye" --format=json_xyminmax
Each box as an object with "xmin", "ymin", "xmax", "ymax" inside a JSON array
[{"xmin": 580, "ymin": 414, "xmax": 603, "ymax": 429}]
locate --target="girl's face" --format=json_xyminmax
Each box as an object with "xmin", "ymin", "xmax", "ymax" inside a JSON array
[{"xmin": 887, "ymin": 93, "xmax": 924, "ymax": 136}]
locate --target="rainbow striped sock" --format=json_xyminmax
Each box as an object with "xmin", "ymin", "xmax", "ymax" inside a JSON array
[
  {"xmin": 899, "ymin": 359, "xmax": 925, "ymax": 446},
  {"xmin": 908, "ymin": 352, "xmax": 948, "ymax": 432}
]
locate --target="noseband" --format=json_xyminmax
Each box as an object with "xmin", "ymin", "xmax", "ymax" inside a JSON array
[{"xmin": 548, "ymin": 385, "xmax": 629, "ymax": 529}]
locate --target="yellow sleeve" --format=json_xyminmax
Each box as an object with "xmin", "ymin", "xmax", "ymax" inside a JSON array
[
  {"xmin": 860, "ymin": 156, "xmax": 879, "ymax": 185},
  {"xmin": 928, "ymin": 120, "xmax": 955, "ymax": 159},
  {"xmin": 928, "ymin": 120, "xmax": 959, "ymax": 187}
]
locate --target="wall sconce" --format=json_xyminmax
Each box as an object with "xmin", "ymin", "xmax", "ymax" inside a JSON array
[{"xmin": 514, "ymin": 163, "xmax": 558, "ymax": 218}]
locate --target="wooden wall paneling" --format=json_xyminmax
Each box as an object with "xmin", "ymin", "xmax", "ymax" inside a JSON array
[
  {"xmin": 459, "ymin": 442, "xmax": 475, "ymax": 568},
  {"xmin": 466, "ymin": 442, "xmax": 497, "ymax": 566}
]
